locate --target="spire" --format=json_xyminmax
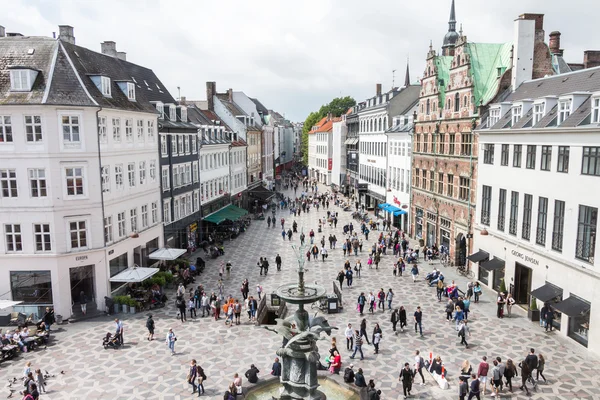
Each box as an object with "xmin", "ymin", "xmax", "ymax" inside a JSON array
[
  {"xmin": 449, "ymin": 0, "xmax": 456, "ymax": 32},
  {"xmin": 404, "ymin": 58, "xmax": 411, "ymax": 87},
  {"xmin": 442, "ymin": 0, "xmax": 459, "ymax": 56}
]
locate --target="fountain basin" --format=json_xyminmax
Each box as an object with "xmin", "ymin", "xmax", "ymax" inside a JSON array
[
  {"xmin": 245, "ymin": 376, "xmax": 361, "ymax": 400},
  {"xmin": 275, "ymin": 283, "xmax": 327, "ymax": 305}
]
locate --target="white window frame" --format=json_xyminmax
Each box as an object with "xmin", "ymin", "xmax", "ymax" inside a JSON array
[
  {"xmin": 64, "ymin": 166, "xmax": 86, "ymax": 198},
  {"xmin": 28, "ymin": 168, "xmax": 47, "ymax": 198},
  {"xmin": 117, "ymin": 212, "xmax": 126, "ymax": 238},
  {"xmin": 151, "ymin": 202, "xmax": 158, "ymax": 224},
  {"xmin": 101, "ymin": 76, "xmax": 111, "ymax": 97},
  {"xmin": 115, "ymin": 164, "xmax": 124, "ymax": 190},
  {"xmin": 170, "ymin": 105, "xmax": 176, "ymax": 121},
  {"xmin": 181, "ymin": 107, "xmax": 187, "ymax": 122},
  {"xmin": 147, "ymin": 120, "xmax": 155, "ymax": 141},
  {"xmin": 101, "ymin": 165, "xmax": 110, "ymax": 193},
  {"xmin": 104, "ymin": 216, "xmax": 113, "ymax": 244},
  {"xmin": 162, "ymin": 166, "xmax": 170, "ymax": 191},
  {"xmin": 34, "ymin": 223, "xmax": 51, "ymax": 252},
  {"xmin": 157, "ymin": 103, "xmax": 164, "ymax": 120},
  {"xmin": 60, "ymin": 113, "xmax": 82, "ymax": 148},
  {"xmin": 67, "ymin": 219, "xmax": 89, "ymax": 251},
  {"xmin": 141, "ymin": 204, "xmax": 148, "ymax": 229},
  {"xmin": 532, "ymin": 102, "xmax": 545, "ymax": 126},
  {"xmin": 98, "ymin": 116, "xmax": 107, "ymax": 143},
  {"xmin": 130, "ymin": 208, "xmax": 138, "ymax": 232},
  {"xmin": 191, "ymin": 135, "xmax": 197, "ymax": 154},
  {"xmin": 171, "ymin": 135, "xmax": 178, "ymax": 155},
  {"xmin": 511, "ymin": 105, "xmax": 522, "ymax": 126},
  {"xmin": 592, "ymin": 97, "xmax": 600, "ymax": 124},
  {"xmin": 558, "ymin": 99, "xmax": 572, "ymax": 124},
  {"xmin": 139, "ymin": 161, "xmax": 146, "ymax": 185},
  {"xmin": 112, "ymin": 118, "xmax": 121, "ymax": 142},
  {"xmin": 487, "ymin": 107, "xmax": 500, "ymax": 127},
  {"xmin": 161, "ymin": 135, "xmax": 168, "ymax": 157},
  {"xmin": 149, "ymin": 160, "xmax": 157, "ymax": 183},
  {"xmin": 184, "ymin": 135, "xmax": 190, "ymax": 154},
  {"xmin": 192, "ymin": 161, "xmax": 199, "ymax": 183},
  {"xmin": 0, "ymin": 115, "xmax": 12, "ymax": 143},
  {"xmin": 125, "ymin": 118, "xmax": 134, "ymax": 142},
  {"xmin": 127, "ymin": 82, "xmax": 136, "ymax": 100},
  {"xmin": 9, "ymin": 70, "xmax": 32, "ymax": 91},
  {"xmin": 174, "ymin": 197, "xmax": 180, "ymax": 220},
  {"xmin": 163, "ymin": 200, "xmax": 171, "ymax": 224},
  {"xmin": 127, "ymin": 163, "xmax": 136, "ymax": 187},
  {"xmin": 24, "ymin": 115, "xmax": 43, "ymax": 142},
  {"xmin": 4, "ymin": 224, "xmax": 22, "ymax": 252},
  {"xmin": 178, "ymin": 135, "xmax": 184, "ymax": 155},
  {"xmin": 185, "ymin": 163, "xmax": 191, "ymax": 185},
  {"xmin": 137, "ymin": 119, "xmax": 144, "ymax": 141}
]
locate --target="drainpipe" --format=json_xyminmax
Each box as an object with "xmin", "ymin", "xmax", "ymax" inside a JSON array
[{"xmin": 95, "ymin": 106, "xmax": 104, "ymax": 310}]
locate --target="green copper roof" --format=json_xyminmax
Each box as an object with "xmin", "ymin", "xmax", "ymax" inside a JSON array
[
  {"xmin": 465, "ymin": 42, "xmax": 513, "ymax": 106},
  {"xmin": 435, "ymin": 56, "xmax": 453, "ymax": 109}
]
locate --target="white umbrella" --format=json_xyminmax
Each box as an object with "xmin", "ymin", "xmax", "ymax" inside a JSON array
[
  {"xmin": 109, "ymin": 267, "xmax": 160, "ymax": 283},
  {"xmin": 148, "ymin": 248, "xmax": 186, "ymax": 261},
  {"xmin": 0, "ymin": 300, "xmax": 23, "ymax": 309}
]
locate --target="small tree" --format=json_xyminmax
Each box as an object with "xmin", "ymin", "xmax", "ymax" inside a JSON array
[
  {"xmin": 530, "ymin": 297, "xmax": 538, "ymax": 311},
  {"xmin": 499, "ymin": 278, "xmax": 507, "ymax": 294}
]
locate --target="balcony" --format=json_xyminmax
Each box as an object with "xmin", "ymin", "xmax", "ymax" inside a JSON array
[
  {"xmin": 575, "ymin": 239, "xmax": 595, "ymax": 264},
  {"xmin": 481, "ymin": 211, "xmax": 490, "ymax": 226},
  {"xmin": 535, "ymin": 228, "xmax": 546, "ymax": 246},
  {"xmin": 497, "ymin": 216, "xmax": 505, "ymax": 232},
  {"xmin": 522, "ymin": 222, "xmax": 531, "ymax": 241},
  {"xmin": 509, "ymin": 219, "xmax": 518, "ymax": 236},
  {"xmin": 551, "ymin": 232, "xmax": 563, "ymax": 252}
]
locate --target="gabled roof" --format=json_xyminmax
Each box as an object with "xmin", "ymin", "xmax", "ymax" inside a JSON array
[
  {"xmin": 308, "ymin": 116, "xmax": 328, "ymax": 134},
  {"xmin": 465, "ymin": 42, "xmax": 513, "ymax": 106},
  {"xmin": 250, "ymin": 97, "xmax": 269, "ymax": 116}
]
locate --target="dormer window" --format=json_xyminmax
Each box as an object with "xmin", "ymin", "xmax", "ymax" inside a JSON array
[
  {"xmin": 127, "ymin": 82, "xmax": 135, "ymax": 100},
  {"xmin": 592, "ymin": 97, "xmax": 600, "ymax": 123},
  {"xmin": 101, "ymin": 76, "xmax": 111, "ymax": 97},
  {"xmin": 181, "ymin": 107, "xmax": 187, "ymax": 123},
  {"xmin": 511, "ymin": 105, "xmax": 522, "ymax": 126},
  {"xmin": 532, "ymin": 102, "xmax": 545, "ymax": 126},
  {"xmin": 156, "ymin": 103, "xmax": 164, "ymax": 119},
  {"xmin": 487, "ymin": 107, "xmax": 501, "ymax": 127},
  {"xmin": 169, "ymin": 105, "xmax": 176, "ymax": 121},
  {"xmin": 9, "ymin": 69, "xmax": 38, "ymax": 92},
  {"xmin": 558, "ymin": 99, "xmax": 572, "ymax": 125}
]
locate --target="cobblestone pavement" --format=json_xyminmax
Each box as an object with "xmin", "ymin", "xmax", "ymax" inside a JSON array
[{"xmin": 2, "ymin": 185, "xmax": 599, "ymax": 399}]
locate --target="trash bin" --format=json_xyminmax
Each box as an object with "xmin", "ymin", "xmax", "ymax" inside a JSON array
[
  {"xmin": 327, "ymin": 295, "xmax": 338, "ymax": 314},
  {"xmin": 55, "ymin": 314, "xmax": 63, "ymax": 324},
  {"xmin": 271, "ymin": 294, "xmax": 281, "ymax": 307}
]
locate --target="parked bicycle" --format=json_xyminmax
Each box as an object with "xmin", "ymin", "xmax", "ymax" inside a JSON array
[{"xmin": 457, "ymin": 264, "xmax": 474, "ymax": 279}]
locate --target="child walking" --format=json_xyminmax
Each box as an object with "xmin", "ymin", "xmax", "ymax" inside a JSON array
[{"xmin": 35, "ymin": 369, "xmax": 46, "ymax": 393}]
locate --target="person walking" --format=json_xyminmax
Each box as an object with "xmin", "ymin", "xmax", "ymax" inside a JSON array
[
  {"xmin": 414, "ymin": 350, "xmax": 425, "ymax": 385},
  {"xmin": 518, "ymin": 359, "xmax": 531, "ymax": 395},
  {"xmin": 391, "ymin": 309, "xmax": 400, "ymax": 334},
  {"xmin": 176, "ymin": 296, "xmax": 187, "ymax": 323},
  {"xmin": 459, "ymin": 376, "xmax": 469, "ymax": 400},
  {"xmin": 399, "ymin": 362, "xmax": 414, "ymax": 399},
  {"xmin": 504, "ymin": 359, "xmax": 517, "ymax": 392},
  {"xmin": 473, "ymin": 282, "xmax": 482, "ymax": 303},
  {"xmin": 477, "ymin": 356, "xmax": 489, "ymax": 396},
  {"xmin": 146, "ymin": 314, "xmax": 155, "ymax": 341},
  {"xmin": 359, "ymin": 319, "xmax": 371, "ymax": 345},
  {"xmin": 399, "ymin": 306, "xmax": 407, "ymax": 332},
  {"xmin": 491, "ymin": 359, "xmax": 502, "ymax": 397},
  {"xmin": 355, "ymin": 260, "xmax": 362, "ymax": 278},
  {"xmin": 188, "ymin": 297, "xmax": 197, "ymax": 319},
  {"xmin": 411, "ymin": 264, "xmax": 419, "ymax": 282},
  {"xmin": 350, "ymin": 330, "xmax": 364, "ymax": 360},
  {"xmin": 458, "ymin": 320, "xmax": 470, "ymax": 348},
  {"xmin": 188, "ymin": 359, "xmax": 198, "ymax": 394},
  {"xmin": 115, "ymin": 318, "xmax": 124, "ymax": 345},
  {"xmin": 196, "ymin": 364, "xmax": 206, "ymax": 395},
  {"xmin": 414, "ymin": 306, "xmax": 423, "ymax": 336},
  {"xmin": 368, "ymin": 292, "xmax": 376, "ymax": 314},
  {"xmin": 337, "ymin": 270, "xmax": 345, "ymax": 290},
  {"xmin": 166, "ymin": 328, "xmax": 176, "ymax": 355},
  {"xmin": 275, "ymin": 254, "xmax": 282, "ymax": 272},
  {"xmin": 345, "ymin": 323, "xmax": 354, "ymax": 351},
  {"xmin": 34, "ymin": 369, "xmax": 46, "ymax": 393},
  {"xmin": 468, "ymin": 373, "xmax": 481, "ymax": 400},
  {"xmin": 372, "ymin": 324, "xmax": 382, "ymax": 354},
  {"xmin": 233, "ymin": 299, "xmax": 242, "ymax": 325},
  {"xmin": 454, "ymin": 305, "xmax": 465, "ymax": 331},
  {"xmin": 445, "ymin": 300, "xmax": 454, "ymax": 322},
  {"xmin": 536, "ymin": 354, "xmax": 547, "ymax": 382},
  {"xmin": 377, "ymin": 289, "xmax": 385, "ymax": 311},
  {"xmin": 79, "ymin": 290, "xmax": 87, "ymax": 315},
  {"xmin": 345, "ymin": 267, "xmax": 353, "ymax": 287}
]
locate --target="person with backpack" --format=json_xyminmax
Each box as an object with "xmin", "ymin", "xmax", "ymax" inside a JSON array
[
  {"xmin": 196, "ymin": 364, "xmax": 206, "ymax": 395},
  {"xmin": 343, "ymin": 364, "xmax": 355, "ymax": 383},
  {"xmin": 458, "ymin": 320, "xmax": 470, "ymax": 348},
  {"xmin": 377, "ymin": 289, "xmax": 385, "ymax": 311},
  {"xmin": 357, "ymin": 292, "xmax": 366, "ymax": 315},
  {"xmin": 146, "ymin": 314, "xmax": 155, "ymax": 341},
  {"xmin": 233, "ymin": 299, "xmax": 242, "ymax": 325},
  {"xmin": 414, "ymin": 350, "xmax": 426, "ymax": 385}
]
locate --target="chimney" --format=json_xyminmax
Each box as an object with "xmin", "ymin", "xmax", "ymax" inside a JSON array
[
  {"xmin": 101, "ymin": 41, "xmax": 117, "ymax": 57},
  {"xmin": 116, "ymin": 51, "xmax": 127, "ymax": 61},
  {"xmin": 180, "ymin": 96, "xmax": 187, "ymax": 105},
  {"xmin": 511, "ymin": 15, "xmax": 535, "ymax": 91},
  {"xmin": 549, "ymin": 31, "xmax": 562, "ymax": 55},
  {"xmin": 584, "ymin": 51, "xmax": 600, "ymax": 69},
  {"xmin": 0, "ymin": 26, "xmax": 5, "ymax": 38},
  {"xmin": 206, "ymin": 82, "xmax": 216, "ymax": 111},
  {"xmin": 58, "ymin": 25, "xmax": 75, "ymax": 44},
  {"xmin": 228, "ymin": 88, "xmax": 233, "ymax": 102},
  {"xmin": 519, "ymin": 13, "xmax": 544, "ymax": 42},
  {"xmin": 376, "ymin": 83, "xmax": 382, "ymax": 96}
]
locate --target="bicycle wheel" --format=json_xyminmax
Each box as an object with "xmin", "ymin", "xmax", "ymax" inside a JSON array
[{"xmin": 467, "ymin": 269, "xmax": 475, "ymax": 279}]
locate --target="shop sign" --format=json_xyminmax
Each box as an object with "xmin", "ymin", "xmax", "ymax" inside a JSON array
[
  {"xmin": 189, "ymin": 222, "xmax": 198, "ymax": 233},
  {"xmin": 328, "ymin": 158, "xmax": 332, "ymax": 171},
  {"xmin": 393, "ymin": 196, "xmax": 401, "ymax": 206},
  {"xmin": 511, "ymin": 249, "xmax": 540, "ymax": 266},
  {"xmin": 357, "ymin": 183, "xmax": 368, "ymax": 193},
  {"xmin": 76, "ymin": 255, "xmax": 88, "ymax": 261}
]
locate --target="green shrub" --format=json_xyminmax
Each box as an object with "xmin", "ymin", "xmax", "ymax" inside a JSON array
[
  {"xmin": 499, "ymin": 279, "xmax": 507, "ymax": 294},
  {"xmin": 530, "ymin": 297, "xmax": 538, "ymax": 311}
]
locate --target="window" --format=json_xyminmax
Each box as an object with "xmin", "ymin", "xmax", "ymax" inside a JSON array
[
  {"xmin": 184, "ymin": 136, "xmax": 190, "ymax": 154},
  {"xmin": 513, "ymin": 145, "xmax": 522, "ymax": 167},
  {"xmin": 171, "ymin": 136, "xmax": 178, "ymax": 155},
  {"xmin": 101, "ymin": 76, "xmax": 111, "ymax": 96},
  {"xmin": 192, "ymin": 161, "xmax": 199, "ymax": 183},
  {"xmin": 149, "ymin": 160, "xmax": 156, "ymax": 183},
  {"xmin": 181, "ymin": 108, "xmax": 187, "ymax": 122},
  {"xmin": 24, "ymin": 115, "xmax": 43, "ymax": 142},
  {"xmin": 439, "ymin": 136, "xmax": 445, "ymax": 154},
  {"xmin": 174, "ymin": 198, "xmax": 180, "ymax": 220},
  {"xmin": 592, "ymin": 97, "xmax": 600, "ymax": 123},
  {"xmin": 552, "ymin": 200, "xmax": 565, "ymax": 252},
  {"xmin": 459, "ymin": 177, "xmax": 470, "ymax": 201},
  {"xmin": 178, "ymin": 135, "xmax": 184, "ymax": 155},
  {"xmin": 65, "ymin": 167, "xmax": 84, "ymax": 196},
  {"xmin": 423, "ymin": 136, "xmax": 428, "ymax": 153},
  {"xmin": 415, "ymin": 134, "xmax": 421, "ymax": 152},
  {"xmin": 27, "ymin": 168, "xmax": 47, "ymax": 197},
  {"xmin": 98, "ymin": 116, "xmax": 107, "ymax": 143},
  {"xmin": 0, "ymin": 116, "xmax": 12, "ymax": 143},
  {"xmin": 483, "ymin": 144, "xmax": 494, "ymax": 164},
  {"xmin": 125, "ymin": 119, "xmax": 133, "ymax": 142},
  {"xmin": 101, "ymin": 166, "xmax": 110, "ymax": 193},
  {"xmin": 532, "ymin": 103, "xmax": 545, "ymax": 125},
  {"xmin": 147, "ymin": 120, "xmax": 155, "ymax": 141},
  {"xmin": 163, "ymin": 200, "xmax": 172, "ymax": 223},
  {"xmin": 10, "ymin": 270, "xmax": 53, "ymax": 304},
  {"xmin": 488, "ymin": 108, "xmax": 500, "ymax": 127},
  {"xmin": 526, "ymin": 145, "xmax": 536, "ymax": 169},
  {"xmin": 104, "ymin": 216, "xmax": 113, "ymax": 243},
  {"xmin": 558, "ymin": 100, "xmax": 571, "ymax": 124},
  {"xmin": 481, "ymin": 185, "xmax": 492, "ymax": 225},
  {"xmin": 62, "ymin": 115, "xmax": 80, "ymax": 143},
  {"xmin": 522, "ymin": 194, "xmax": 533, "ymax": 240},
  {"xmin": 191, "ymin": 135, "xmax": 197, "ymax": 154},
  {"xmin": 139, "ymin": 161, "xmax": 146, "ymax": 185},
  {"xmin": 112, "ymin": 118, "xmax": 121, "ymax": 142},
  {"xmin": 511, "ymin": 105, "xmax": 522, "ymax": 126},
  {"xmin": 130, "ymin": 208, "xmax": 138, "ymax": 232},
  {"xmin": 540, "ymin": 145, "xmax": 551, "ymax": 171},
  {"xmin": 575, "ymin": 205, "xmax": 597, "ymax": 263},
  {"xmin": 426, "ymin": 99, "xmax": 430, "ymax": 115},
  {"xmin": 461, "ymin": 133, "xmax": 472, "ymax": 155},
  {"xmin": 557, "ymin": 146, "xmax": 569, "ymax": 173},
  {"xmin": 115, "ymin": 164, "xmax": 124, "ymax": 190},
  {"xmin": 447, "ymin": 174, "xmax": 454, "ymax": 197},
  {"xmin": 141, "ymin": 205, "xmax": 148, "ymax": 229},
  {"xmin": 5, "ymin": 224, "xmax": 22, "ymax": 252},
  {"xmin": 117, "ymin": 212, "xmax": 126, "ymax": 237},
  {"xmin": 449, "ymin": 134, "xmax": 455, "ymax": 155},
  {"xmin": 536, "ymin": 197, "xmax": 548, "ymax": 246},
  {"xmin": 161, "ymin": 135, "xmax": 167, "ymax": 157},
  {"xmin": 437, "ymin": 172, "xmax": 444, "ymax": 194},
  {"xmin": 170, "ymin": 105, "xmax": 176, "ymax": 121},
  {"xmin": 137, "ymin": 120, "xmax": 144, "ymax": 141},
  {"xmin": 157, "ymin": 103, "xmax": 164, "ymax": 119},
  {"xmin": 582, "ymin": 147, "xmax": 600, "ymax": 176},
  {"xmin": 185, "ymin": 164, "xmax": 191, "ymax": 185},
  {"xmin": 421, "ymin": 169, "xmax": 426, "ymax": 188},
  {"xmin": 509, "ymin": 191, "xmax": 519, "ymax": 235},
  {"xmin": 454, "ymin": 93, "xmax": 460, "ymax": 112},
  {"xmin": 501, "ymin": 144, "xmax": 509, "ymax": 166},
  {"xmin": 429, "ymin": 170, "xmax": 434, "ymax": 191},
  {"xmin": 151, "ymin": 202, "xmax": 158, "ymax": 224},
  {"xmin": 127, "ymin": 82, "xmax": 136, "ymax": 100},
  {"xmin": 9, "ymin": 70, "xmax": 32, "ymax": 91},
  {"xmin": 69, "ymin": 221, "xmax": 87, "ymax": 249},
  {"xmin": 127, "ymin": 163, "xmax": 135, "ymax": 187},
  {"xmin": 34, "ymin": 223, "xmax": 51, "ymax": 252},
  {"xmin": 162, "ymin": 166, "xmax": 169, "ymax": 191},
  {"xmin": 414, "ymin": 169, "xmax": 420, "ymax": 188},
  {"xmin": 498, "ymin": 188, "xmax": 506, "ymax": 231}
]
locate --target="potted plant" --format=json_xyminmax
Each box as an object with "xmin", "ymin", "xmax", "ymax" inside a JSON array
[
  {"xmin": 112, "ymin": 297, "xmax": 120, "ymax": 314},
  {"xmin": 121, "ymin": 296, "xmax": 129, "ymax": 314},
  {"xmin": 528, "ymin": 297, "xmax": 540, "ymax": 322},
  {"xmin": 129, "ymin": 298, "xmax": 137, "ymax": 314},
  {"xmin": 499, "ymin": 279, "xmax": 507, "ymax": 294}
]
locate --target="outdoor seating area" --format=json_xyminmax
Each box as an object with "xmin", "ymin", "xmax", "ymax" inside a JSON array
[{"xmin": 1, "ymin": 324, "xmax": 51, "ymax": 363}]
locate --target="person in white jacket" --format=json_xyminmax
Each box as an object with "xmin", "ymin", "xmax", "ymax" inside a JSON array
[{"xmin": 345, "ymin": 323, "xmax": 354, "ymax": 350}]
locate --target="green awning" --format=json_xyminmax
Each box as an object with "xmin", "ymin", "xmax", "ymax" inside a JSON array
[{"xmin": 203, "ymin": 204, "xmax": 248, "ymax": 225}]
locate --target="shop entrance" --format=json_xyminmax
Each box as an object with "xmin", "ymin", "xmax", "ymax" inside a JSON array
[
  {"xmin": 70, "ymin": 265, "xmax": 95, "ymax": 306},
  {"xmin": 426, "ymin": 222, "xmax": 436, "ymax": 247},
  {"xmin": 455, "ymin": 233, "xmax": 467, "ymax": 267},
  {"xmin": 514, "ymin": 262, "xmax": 532, "ymax": 305}
]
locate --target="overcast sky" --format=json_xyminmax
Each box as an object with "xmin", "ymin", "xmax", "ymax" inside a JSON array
[{"xmin": 4, "ymin": 0, "xmax": 597, "ymax": 121}]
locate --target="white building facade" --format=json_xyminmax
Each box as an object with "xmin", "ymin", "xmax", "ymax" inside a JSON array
[
  {"xmin": 331, "ymin": 117, "xmax": 347, "ymax": 187},
  {"xmin": 473, "ymin": 67, "xmax": 600, "ymax": 355}
]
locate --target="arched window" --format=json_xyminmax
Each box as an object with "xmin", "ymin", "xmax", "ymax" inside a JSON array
[
  {"xmin": 426, "ymin": 99, "xmax": 430, "ymax": 115},
  {"xmin": 454, "ymin": 93, "xmax": 460, "ymax": 112},
  {"xmin": 447, "ymin": 98, "xmax": 452, "ymax": 110},
  {"xmin": 378, "ymin": 118, "xmax": 382, "ymax": 131},
  {"xmin": 463, "ymin": 95, "xmax": 468, "ymax": 108},
  {"xmin": 370, "ymin": 120, "xmax": 373, "ymax": 132}
]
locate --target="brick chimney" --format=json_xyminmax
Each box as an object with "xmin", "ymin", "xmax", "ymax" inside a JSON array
[
  {"xmin": 376, "ymin": 83, "xmax": 382, "ymax": 96},
  {"xmin": 206, "ymin": 82, "xmax": 216, "ymax": 111},
  {"xmin": 101, "ymin": 41, "xmax": 117, "ymax": 57},
  {"xmin": 180, "ymin": 96, "xmax": 187, "ymax": 105},
  {"xmin": 228, "ymin": 88, "xmax": 233, "ymax": 102},
  {"xmin": 519, "ymin": 13, "xmax": 544, "ymax": 42},
  {"xmin": 0, "ymin": 26, "xmax": 5, "ymax": 38},
  {"xmin": 584, "ymin": 51, "xmax": 600, "ymax": 69},
  {"xmin": 58, "ymin": 25, "xmax": 75, "ymax": 44},
  {"xmin": 116, "ymin": 51, "xmax": 127, "ymax": 61},
  {"xmin": 549, "ymin": 31, "xmax": 562, "ymax": 55}
]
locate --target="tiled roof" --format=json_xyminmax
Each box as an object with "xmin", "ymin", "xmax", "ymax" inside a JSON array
[
  {"xmin": 250, "ymin": 97, "xmax": 269, "ymax": 116},
  {"xmin": 231, "ymin": 139, "xmax": 247, "ymax": 147},
  {"xmin": 308, "ymin": 116, "xmax": 328, "ymax": 134}
]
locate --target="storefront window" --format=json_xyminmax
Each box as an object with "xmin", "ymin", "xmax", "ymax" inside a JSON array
[
  {"xmin": 415, "ymin": 208, "xmax": 423, "ymax": 239},
  {"xmin": 110, "ymin": 252, "xmax": 128, "ymax": 292},
  {"xmin": 568, "ymin": 311, "xmax": 590, "ymax": 347},
  {"xmin": 493, "ymin": 268, "xmax": 505, "ymax": 292},
  {"xmin": 10, "ymin": 271, "xmax": 53, "ymax": 304},
  {"xmin": 478, "ymin": 265, "xmax": 489, "ymax": 285}
]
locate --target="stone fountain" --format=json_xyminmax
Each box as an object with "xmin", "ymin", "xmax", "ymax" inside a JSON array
[{"xmin": 263, "ymin": 239, "xmax": 335, "ymax": 400}]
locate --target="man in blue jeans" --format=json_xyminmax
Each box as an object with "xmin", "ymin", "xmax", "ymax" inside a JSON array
[
  {"xmin": 349, "ymin": 330, "xmax": 364, "ymax": 360},
  {"xmin": 414, "ymin": 306, "xmax": 423, "ymax": 336}
]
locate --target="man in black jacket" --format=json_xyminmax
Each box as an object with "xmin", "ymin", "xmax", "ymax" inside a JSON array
[
  {"xmin": 275, "ymin": 254, "xmax": 282, "ymax": 271},
  {"xmin": 245, "ymin": 364, "xmax": 260, "ymax": 384},
  {"xmin": 343, "ymin": 364, "xmax": 355, "ymax": 383},
  {"xmin": 399, "ymin": 362, "xmax": 414, "ymax": 399}
]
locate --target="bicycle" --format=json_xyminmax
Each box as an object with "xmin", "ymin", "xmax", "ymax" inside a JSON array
[{"xmin": 457, "ymin": 264, "xmax": 475, "ymax": 279}]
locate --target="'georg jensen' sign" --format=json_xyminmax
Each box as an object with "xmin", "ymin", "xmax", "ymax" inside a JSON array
[{"xmin": 511, "ymin": 250, "xmax": 539, "ymax": 266}]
